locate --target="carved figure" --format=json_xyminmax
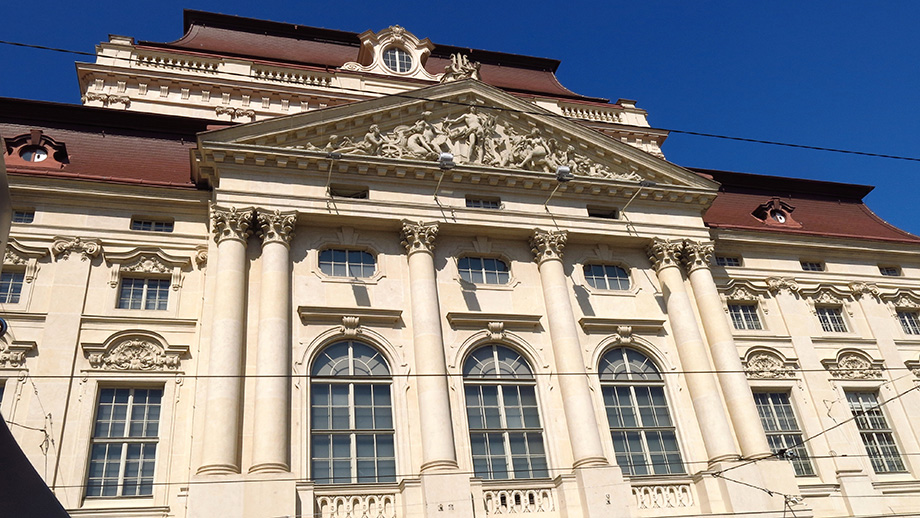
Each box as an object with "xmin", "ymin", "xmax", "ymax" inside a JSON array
[
  {"xmin": 441, "ymin": 53, "xmax": 482, "ymax": 83},
  {"xmin": 444, "ymin": 106, "xmax": 493, "ymax": 162}
]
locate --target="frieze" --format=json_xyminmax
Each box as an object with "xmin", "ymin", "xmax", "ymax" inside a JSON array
[
  {"xmin": 822, "ymin": 350, "xmax": 884, "ymax": 380},
  {"xmin": 400, "ymin": 221, "xmax": 438, "ymax": 254},
  {"xmin": 287, "ymin": 106, "xmax": 644, "ymax": 180},
  {"xmin": 52, "ymin": 237, "xmax": 101, "ymax": 261},
  {"xmin": 530, "ymin": 229, "xmax": 567, "ymax": 263}
]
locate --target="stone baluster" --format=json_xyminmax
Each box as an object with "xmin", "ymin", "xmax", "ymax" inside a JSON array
[
  {"xmin": 198, "ymin": 206, "xmax": 253, "ymax": 474},
  {"xmin": 682, "ymin": 240, "xmax": 772, "ymax": 460},
  {"xmin": 250, "ymin": 209, "xmax": 297, "ymax": 473},
  {"xmin": 646, "ymin": 238, "xmax": 738, "ymax": 464},
  {"xmin": 530, "ymin": 229, "xmax": 608, "ymax": 467},
  {"xmin": 400, "ymin": 220, "xmax": 459, "ymax": 472}
]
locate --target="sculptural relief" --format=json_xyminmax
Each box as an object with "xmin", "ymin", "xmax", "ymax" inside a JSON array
[{"xmin": 289, "ymin": 106, "xmax": 643, "ymax": 180}]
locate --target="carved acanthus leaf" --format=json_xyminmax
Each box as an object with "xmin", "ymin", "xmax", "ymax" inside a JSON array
[
  {"xmin": 646, "ymin": 238, "xmax": 682, "ymax": 272},
  {"xmin": 681, "ymin": 240, "xmax": 714, "ymax": 272},
  {"xmin": 400, "ymin": 221, "xmax": 438, "ymax": 254},
  {"xmin": 211, "ymin": 206, "xmax": 254, "ymax": 244},
  {"xmin": 257, "ymin": 209, "xmax": 297, "ymax": 245},
  {"xmin": 530, "ymin": 229, "xmax": 567, "ymax": 263},
  {"xmin": 87, "ymin": 337, "xmax": 181, "ymax": 371}
]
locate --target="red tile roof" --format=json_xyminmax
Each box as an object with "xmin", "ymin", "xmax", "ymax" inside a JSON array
[
  {"xmin": 695, "ymin": 168, "xmax": 920, "ymax": 244},
  {"xmin": 1, "ymin": 98, "xmax": 214, "ymax": 189},
  {"xmin": 140, "ymin": 10, "xmax": 608, "ymax": 104}
]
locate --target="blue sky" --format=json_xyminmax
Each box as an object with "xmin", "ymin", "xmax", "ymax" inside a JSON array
[{"xmin": 3, "ymin": 1, "xmax": 919, "ymax": 236}]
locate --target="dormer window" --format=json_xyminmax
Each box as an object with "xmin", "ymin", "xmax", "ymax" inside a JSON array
[
  {"xmin": 4, "ymin": 130, "xmax": 69, "ymax": 165},
  {"xmin": 383, "ymin": 47, "xmax": 412, "ymax": 73},
  {"xmin": 20, "ymin": 146, "xmax": 48, "ymax": 163}
]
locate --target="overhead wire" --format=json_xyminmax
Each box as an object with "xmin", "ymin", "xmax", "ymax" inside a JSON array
[{"xmin": 1, "ymin": 39, "xmax": 920, "ymax": 163}]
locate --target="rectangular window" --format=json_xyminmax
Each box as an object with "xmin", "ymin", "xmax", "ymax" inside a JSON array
[
  {"xmin": 12, "ymin": 210, "xmax": 34, "ymax": 224},
  {"xmin": 753, "ymin": 392, "xmax": 814, "ymax": 476},
  {"xmin": 715, "ymin": 256, "xmax": 742, "ymax": 267},
  {"xmin": 466, "ymin": 196, "xmax": 501, "ymax": 209},
  {"xmin": 800, "ymin": 261, "xmax": 824, "ymax": 272},
  {"xmin": 587, "ymin": 206, "xmax": 619, "ymax": 219},
  {"xmin": 728, "ymin": 304, "xmax": 762, "ymax": 330},
  {"xmin": 845, "ymin": 391, "xmax": 906, "ymax": 473},
  {"xmin": 0, "ymin": 272, "xmax": 24, "ymax": 304},
  {"xmin": 130, "ymin": 219, "xmax": 174, "ymax": 232},
  {"xmin": 329, "ymin": 184, "xmax": 369, "ymax": 199},
  {"xmin": 816, "ymin": 307, "xmax": 847, "ymax": 333},
  {"xmin": 879, "ymin": 266, "xmax": 901, "ymax": 277},
  {"xmin": 86, "ymin": 388, "xmax": 162, "ymax": 497},
  {"xmin": 897, "ymin": 311, "xmax": 920, "ymax": 335},
  {"xmin": 118, "ymin": 278, "xmax": 170, "ymax": 310}
]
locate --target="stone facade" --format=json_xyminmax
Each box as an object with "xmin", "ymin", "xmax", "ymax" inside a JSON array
[{"xmin": 2, "ymin": 12, "xmax": 920, "ymax": 518}]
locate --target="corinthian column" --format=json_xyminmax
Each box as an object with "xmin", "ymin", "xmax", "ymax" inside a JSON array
[
  {"xmin": 199, "ymin": 206, "xmax": 253, "ymax": 475},
  {"xmin": 530, "ymin": 229, "xmax": 607, "ymax": 467},
  {"xmin": 682, "ymin": 240, "xmax": 772, "ymax": 460},
  {"xmin": 401, "ymin": 221, "xmax": 459, "ymax": 471},
  {"xmin": 647, "ymin": 238, "xmax": 737, "ymax": 464},
  {"xmin": 250, "ymin": 209, "xmax": 297, "ymax": 473}
]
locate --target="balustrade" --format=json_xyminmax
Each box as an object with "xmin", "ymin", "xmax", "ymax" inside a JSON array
[
  {"xmin": 315, "ymin": 493, "xmax": 396, "ymax": 518},
  {"xmin": 631, "ymin": 482, "xmax": 694, "ymax": 510},
  {"xmin": 483, "ymin": 487, "xmax": 556, "ymax": 516}
]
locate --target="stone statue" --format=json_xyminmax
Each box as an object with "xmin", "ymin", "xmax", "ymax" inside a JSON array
[{"xmin": 440, "ymin": 53, "xmax": 482, "ymax": 83}]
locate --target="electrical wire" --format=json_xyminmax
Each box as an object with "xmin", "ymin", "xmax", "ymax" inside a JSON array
[{"xmin": 2, "ymin": 39, "xmax": 920, "ymax": 163}]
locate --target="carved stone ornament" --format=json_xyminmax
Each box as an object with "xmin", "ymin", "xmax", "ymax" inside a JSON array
[
  {"xmin": 341, "ymin": 25, "xmax": 440, "ymax": 81},
  {"xmin": 646, "ymin": 238, "xmax": 682, "ymax": 272},
  {"xmin": 85, "ymin": 335, "xmax": 184, "ymax": 371},
  {"xmin": 530, "ymin": 229, "xmax": 567, "ymax": 264},
  {"xmin": 487, "ymin": 321, "xmax": 505, "ymax": 341},
  {"xmin": 906, "ymin": 360, "xmax": 920, "ymax": 379},
  {"xmin": 0, "ymin": 340, "xmax": 35, "ymax": 369},
  {"xmin": 765, "ymin": 277, "xmax": 800, "ymax": 294},
  {"xmin": 744, "ymin": 350, "xmax": 797, "ymax": 379},
  {"xmin": 215, "ymin": 106, "xmax": 255, "ymax": 120},
  {"xmin": 849, "ymin": 282, "xmax": 880, "ymax": 299},
  {"xmin": 52, "ymin": 237, "xmax": 101, "ymax": 261},
  {"xmin": 400, "ymin": 221, "xmax": 438, "ymax": 254},
  {"xmin": 82, "ymin": 92, "xmax": 130, "ymax": 107},
  {"xmin": 257, "ymin": 209, "xmax": 297, "ymax": 246},
  {"xmin": 341, "ymin": 316, "xmax": 361, "ymax": 338},
  {"xmin": 106, "ymin": 249, "xmax": 191, "ymax": 291},
  {"xmin": 822, "ymin": 351, "xmax": 884, "ymax": 380},
  {"xmin": 4, "ymin": 239, "xmax": 48, "ymax": 283},
  {"xmin": 210, "ymin": 206, "xmax": 254, "ymax": 244},
  {"xmin": 195, "ymin": 246, "xmax": 208, "ymax": 267},
  {"xmin": 885, "ymin": 292, "xmax": 920, "ymax": 309},
  {"xmin": 440, "ymin": 53, "xmax": 482, "ymax": 83},
  {"xmin": 810, "ymin": 289, "xmax": 847, "ymax": 306},
  {"xmin": 681, "ymin": 240, "xmax": 714, "ymax": 272},
  {"xmin": 286, "ymin": 106, "xmax": 643, "ymax": 180},
  {"xmin": 722, "ymin": 285, "xmax": 759, "ymax": 303}
]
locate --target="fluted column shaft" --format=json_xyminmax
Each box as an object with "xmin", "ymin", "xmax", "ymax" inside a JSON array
[
  {"xmin": 683, "ymin": 240, "xmax": 772, "ymax": 460},
  {"xmin": 401, "ymin": 221, "xmax": 459, "ymax": 472},
  {"xmin": 531, "ymin": 229, "xmax": 607, "ymax": 467},
  {"xmin": 199, "ymin": 206, "xmax": 253, "ymax": 474},
  {"xmin": 250, "ymin": 210, "xmax": 297, "ymax": 473},
  {"xmin": 647, "ymin": 238, "xmax": 738, "ymax": 464}
]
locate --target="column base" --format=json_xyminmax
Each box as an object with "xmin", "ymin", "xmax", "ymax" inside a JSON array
[
  {"xmin": 249, "ymin": 462, "xmax": 290, "ymax": 474},
  {"xmin": 419, "ymin": 459, "xmax": 459, "ymax": 473},
  {"xmin": 196, "ymin": 463, "xmax": 240, "ymax": 475}
]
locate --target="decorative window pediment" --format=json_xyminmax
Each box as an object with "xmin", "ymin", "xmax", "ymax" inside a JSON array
[
  {"xmin": 882, "ymin": 289, "xmax": 920, "ymax": 310},
  {"xmin": 822, "ymin": 349, "xmax": 884, "ymax": 380},
  {"xmin": 106, "ymin": 248, "xmax": 192, "ymax": 291},
  {"xmin": 743, "ymin": 347, "xmax": 798, "ymax": 379},
  {"xmin": 906, "ymin": 358, "xmax": 920, "ymax": 380},
  {"xmin": 341, "ymin": 25, "xmax": 440, "ymax": 81},
  {"xmin": 720, "ymin": 280, "xmax": 769, "ymax": 305},
  {"xmin": 3, "ymin": 239, "xmax": 49, "ymax": 283},
  {"xmin": 82, "ymin": 331, "xmax": 188, "ymax": 372}
]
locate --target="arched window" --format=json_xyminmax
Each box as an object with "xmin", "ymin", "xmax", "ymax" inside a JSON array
[
  {"xmin": 583, "ymin": 264, "xmax": 630, "ymax": 290},
  {"xmin": 463, "ymin": 345, "xmax": 548, "ymax": 479},
  {"xmin": 311, "ymin": 341, "xmax": 394, "ymax": 484},
  {"xmin": 599, "ymin": 348, "xmax": 684, "ymax": 476}
]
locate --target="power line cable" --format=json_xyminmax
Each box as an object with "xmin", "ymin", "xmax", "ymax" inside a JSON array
[{"xmin": 3, "ymin": 39, "xmax": 920, "ymax": 163}]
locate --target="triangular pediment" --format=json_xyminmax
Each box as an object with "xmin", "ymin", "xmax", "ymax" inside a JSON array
[{"xmin": 198, "ymin": 80, "xmax": 717, "ymax": 191}]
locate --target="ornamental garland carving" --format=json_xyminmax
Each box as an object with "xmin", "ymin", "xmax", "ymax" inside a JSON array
[
  {"xmin": 400, "ymin": 221, "xmax": 438, "ymax": 254},
  {"xmin": 822, "ymin": 351, "xmax": 884, "ymax": 380},
  {"xmin": 646, "ymin": 238, "xmax": 682, "ymax": 272},
  {"xmin": 530, "ymin": 229, "xmax": 567, "ymax": 263},
  {"xmin": 743, "ymin": 350, "xmax": 797, "ymax": 379},
  {"xmin": 257, "ymin": 209, "xmax": 297, "ymax": 245},
  {"xmin": 765, "ymin": 277, "xmax": 800, "ymax": 294},
  {"xmin": 680, "ymin": 240, "xmax": 714, "ymax": 272},
  {"xmin": 210, "ymin": 206, "xmax": 254, "ymax": 244},
  {"xmin": 87, "ymin": 337, "xmax": 181, "ymax": 371},
  {"xmin": 849, "ymin": 282, "xmax": 880, "ymax": 299},
  {"xmin": 288, "ymin": 107, "xmax": 643, "ymax": 180},
  {"xmin": 52, "ymin": 237, "xmax": 101, "ymax": 261}
]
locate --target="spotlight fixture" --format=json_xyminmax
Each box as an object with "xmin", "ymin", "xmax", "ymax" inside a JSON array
[
  {"xmin": 439, "ymin": 152, "xmax": 455, "ymax": 170},
  {"xmin": 326, "ymin": 152, "xmax": 342, "ymax": 160},
  {"xmin": 555, "ymin": 166, "xmax": 574, "ymax": 182}
]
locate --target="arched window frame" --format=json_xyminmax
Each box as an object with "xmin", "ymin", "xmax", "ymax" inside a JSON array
[
  {"xmin": 309, "ymin": 340, "xmax": 395, "ymax": 484},
  {"xmin": 598, "ymin": 347, "xmax": 685, "ymax": 476},
  {"xmin": 462, "ymin": 344, "xmax": 549, "ymax": 480}
]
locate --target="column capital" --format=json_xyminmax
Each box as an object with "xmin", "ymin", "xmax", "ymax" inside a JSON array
[
  {"xmin": 681, "ymin": 239, "xmax": 714, "ymax": 273},
  {"xmin": 400, "ymin": 220, "xmax": 438, "ymax": 255},
  {"xmin": 256, "ymin": 209, "xmax": 297, "ymax": 247},
  {"xmin": 211, "ymin": 205, "xmax": 254, "ymax": 245},
  {"xmin": 530, "ymin": 229, "xmax": 567, "ymax": 264},
  {"xmin": 646, "ymin": 238, "xmax": 682, "ymax": 272}
]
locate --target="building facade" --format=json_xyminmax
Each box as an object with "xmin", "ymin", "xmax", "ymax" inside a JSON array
[{"xmin": 2, "ymin": 10, "xmax": 920, "ymax": 518}]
